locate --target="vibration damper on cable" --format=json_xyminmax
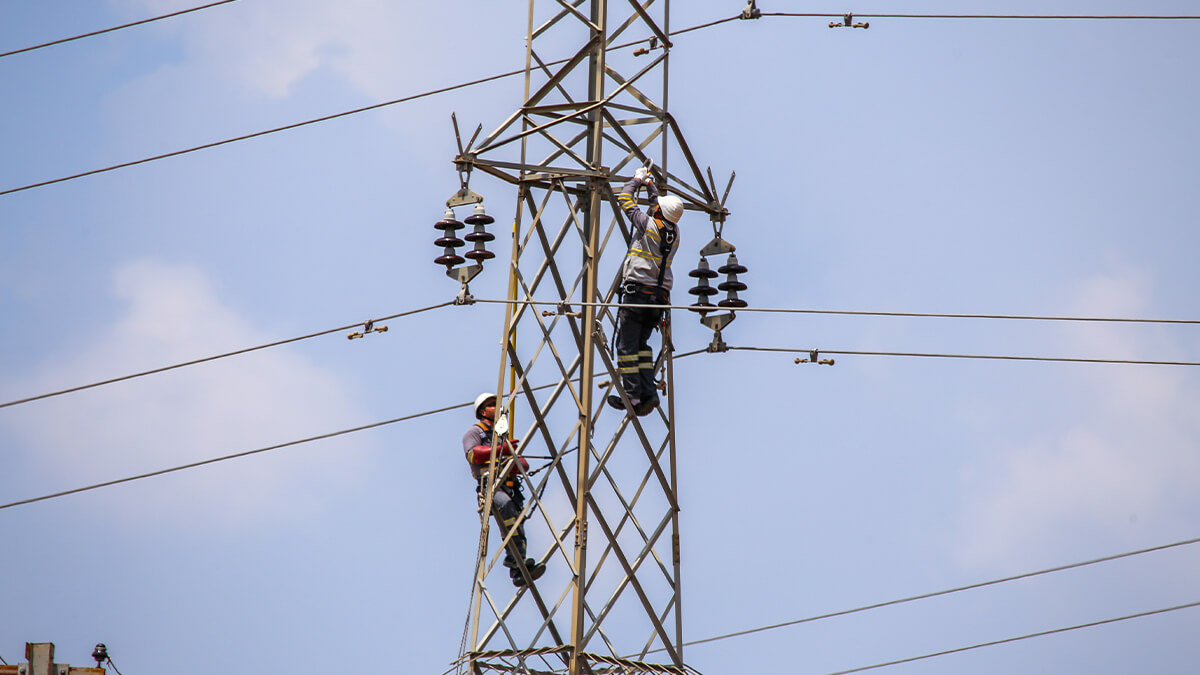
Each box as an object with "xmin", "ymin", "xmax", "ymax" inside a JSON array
[
  {"xmin": 795, "ymin": 349, "xmax": 835, "ymax": 366},
  {"xmin": 830, "ymin": 13, "xmax": 869, "ymax": 29},
  {"xmin": 348, "ymin": 319, "xmax": 388, "ymax": 340}
]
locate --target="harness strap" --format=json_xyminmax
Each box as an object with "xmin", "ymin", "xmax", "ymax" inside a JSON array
[{"xmin": 653, "ymin": 217, "xmax": 676, "ymax": 290}]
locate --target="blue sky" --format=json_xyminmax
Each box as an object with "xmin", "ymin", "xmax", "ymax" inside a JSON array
[{"xmin": 2, "ymin": 1, "xmax": 1199, "ymax": 673}]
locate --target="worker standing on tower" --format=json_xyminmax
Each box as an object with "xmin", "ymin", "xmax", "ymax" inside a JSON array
[
  {"xmin": 609, "ymin": 163, "xmax": 685, "ymax": 416},
  {"xmin": 463, "ymin": 392, "xmax": 547, "ymax": 587}
]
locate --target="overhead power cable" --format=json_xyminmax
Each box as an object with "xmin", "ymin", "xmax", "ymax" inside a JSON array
[
  {"xmin": 0, "ymin": 69, "xmax": 525, "ymax": 197},
  {"xmin": 0, "ymin": 302, "xmax": 453, "ymax": 411},
  {"xmin": 5, "ymin": 295, "xmax": 1191, "ymax": 413},
  {"xmin": 5, "ymin": 8, "xmax": 1197, "ymax": 197},
  {"xmin": 473, "ymin": 297, "xmax": 1200, "ymax": 327},
  {"xmin": 669, "ymin": 535, "xmax": 1200, "ymax": 653},
  {"xmin": 763, "ymin": 12, "xmax": 1200, "ymax": 21},
  {"xmin": 0, "ymin": 343, "xmax": 710, "ymax": 506},
  {"xmin": 825, "ymin": 600, "xmax": 1200, "ymax": 674},
  {"xmin": 730, "ymin": 345, "xmax": 1200, "ymax": 368},
  {"xmin": 0, "ymin": 17, "xmax": 736, "ymax": 198},
  {"xmin": 0, "ymin": 397, "xmax": 471, "ymax": 512},
  {"xmin": 0, "ymin": 1, "xmax": 239, "ymax": 60}
]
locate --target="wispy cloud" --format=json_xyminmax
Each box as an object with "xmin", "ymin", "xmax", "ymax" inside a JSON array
[
  {"xmin": 122, "ymin": 0, "xmax": 490, "ymax": 100},
  {"xmin": 5, "ymin": 260, "xmax": 370, "ymax": 529},
  {"xmin": 958, "ymin": 267, "xmax": 1200, "ymax": 567}
]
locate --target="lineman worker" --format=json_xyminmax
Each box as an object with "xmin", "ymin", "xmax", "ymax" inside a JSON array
[
  {"xmin": 608, "ymin": 164, "xmax": 685, "ymax": 416},
  {"xmin": 463, "ymin": 392, "xmax": 547, "ymax": 587}
]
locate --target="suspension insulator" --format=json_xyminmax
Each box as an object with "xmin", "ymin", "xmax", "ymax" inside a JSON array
[
  {"xmin": 463, "ymin": 202, "xmax": 495, "ymax": 227},
  {"xmin": 460, "ymin": 203, "xmax": 494, "ymax": 262},
  {"xmin": 434, "ymin": 208, "xmax": 464, "ymax": 232},
  {"xmin": 434, "ymin": 206, "xmax": 466, "ymax": 268},
  {"xmin": 689, "ymin": 256, "xmax": 719, "ymax": 311},
  {"xmin": 717, "ymin": 253, "xmax": 748, "ymax": 308}
]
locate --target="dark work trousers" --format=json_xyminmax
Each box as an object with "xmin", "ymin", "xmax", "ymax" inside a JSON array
[
  {"xmin": 479, "ymin": 478, "xmax": 527, "ymax": 579},
  {"xmin": 616, "ymin": 283, "xmax": 669, "ymax": 403}
]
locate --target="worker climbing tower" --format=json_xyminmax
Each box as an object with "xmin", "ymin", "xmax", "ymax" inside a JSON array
[{"xmin": 436, "ymin": 3, "xmax": 738, "ymax": 674}]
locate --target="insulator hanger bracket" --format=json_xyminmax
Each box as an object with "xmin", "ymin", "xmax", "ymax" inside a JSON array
[
  {"xmin": 700, "ymin": 312, "xmax": 735, "ymax": 353},
  {"xmin": 447, "ymin": 264, "xmax": 483, "ymax": 305},
  {"xmin": 448, "ymin": 112, "xmax": 484, "ymax": 207},
  {"xmin": 795, "ymin": 349, "xmax": 836, "ymax": 366}
]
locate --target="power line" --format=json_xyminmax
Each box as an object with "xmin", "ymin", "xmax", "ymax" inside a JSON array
[
  {"xmin": 0, "ymin": 1, "xmax": 239, "ymax": 60},
  {"xmin": 4, "ymin": 8, "xmax": 1197, "ymax": 197},
  {"xmin": 472, "ymin": 297, "xmax": 1200, "ymax": 327},
  {"xmin": 0, "ymin": 397, "xmax": 469, "ymax": 512},
  {"xmin": 673, "ymin": 535, "xmax": 1200, "ymax": 652},
  {"xmin": 825, "ymin": 600, "xmax": 1200, "ymax": 675},
  {"xmin": 729, "ymin": 345, "xmax": 1200, "ymax": 368},
  {"xmin": 0, "ymin": 68, "xmax": 526, "ymax": 198},
  {"xmin": 0, "ymin": 17, "xmax": 735, "ymax": 198},
  {"xmin": 4, "ymin": 296, "xmax": 1194, "ymax": 413},
  {"xmin": 0, "ymin": 302, "xmax": 453, "ymax": 410},
  {"xmin": 763, "ymin": 12, "xmax": 1200, "ymax": 21},
  {"xmin": 0, "ymin": 346, "xmax": 711, "ymax": 512}
]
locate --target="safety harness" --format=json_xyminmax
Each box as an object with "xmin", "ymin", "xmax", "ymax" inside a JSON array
[{"xmin": 470, "ymin": 421, "xmax": 520, "ymax": 490}]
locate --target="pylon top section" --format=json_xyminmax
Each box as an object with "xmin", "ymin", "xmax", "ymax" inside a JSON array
[{"xmin": 450, "ymin": 0, "xmax": 728, "ymax": 224}]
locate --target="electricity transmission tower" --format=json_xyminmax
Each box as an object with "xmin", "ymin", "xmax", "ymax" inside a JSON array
[{"xmin": 440, "ymin": 2, "xmax": 736, "ymax": 673}]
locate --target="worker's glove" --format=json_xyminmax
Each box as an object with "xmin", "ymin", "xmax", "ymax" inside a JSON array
[{"xmin": 634, "ymin": 167, "xmax": 653, "ymax": 185}]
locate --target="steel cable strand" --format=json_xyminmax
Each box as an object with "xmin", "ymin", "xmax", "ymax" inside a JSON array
[
  {"xmin": 0, "ymin": 302, "xmax": 454, "ymax": 410},
  {"xmin": 631, "ymin": 535, "xmax": 1200, "ymax": 655},
  {"xmin": 0, "ymin": 15, "xmax": 740, "ymax": 197},
  {"xmin": 0, "ymin": 1, "xmax": 239, "ymax": 59}
]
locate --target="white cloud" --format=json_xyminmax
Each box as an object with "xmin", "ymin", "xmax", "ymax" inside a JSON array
[
  {"xmin": 6, "ymin": 260, "xmax": 370, "ymax": 529},
  {"xmin": 958, "ymin": 268, "xmax": 1200, "ymax": 567},
  {"xmin": 121, "ymin": 0, "xmax": 485, "ymax": 100}
]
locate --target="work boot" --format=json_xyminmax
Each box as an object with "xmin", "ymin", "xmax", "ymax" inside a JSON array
[
  {"xmin": 634, "ymin": 396, "xmax": 658, "ymax": 417},
  {"xmin": 512, "ymin": 559, "xmax": 547, "ymax": 587},
  {"xmin": 607, "ymin": 394, "xmax": 639, "ymax": 413}
]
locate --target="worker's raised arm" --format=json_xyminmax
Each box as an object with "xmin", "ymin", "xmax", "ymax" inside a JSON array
[{"xmin": 617, "ymin": 174, "xmax": 659, "ymax": 234}]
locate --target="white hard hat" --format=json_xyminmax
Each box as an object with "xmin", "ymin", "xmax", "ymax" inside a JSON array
[
  {"xmin": 474, "ymin": 392, "xmax": 496, "ymax": 418},
  {"xmin": 657, "ymin": 195, "xmax": 684, "ymax": 224}
]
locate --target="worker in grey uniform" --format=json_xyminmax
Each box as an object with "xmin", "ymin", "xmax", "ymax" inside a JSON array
[
  {"xmin": 609, "ymin": 165, "xmax": 685, "ymax": 416},
  {"xmin": 463, "ymin": 392, "xmax": 547, "ymax": 587}
]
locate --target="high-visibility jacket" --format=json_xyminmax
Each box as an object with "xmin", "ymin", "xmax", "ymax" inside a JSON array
[{"xmin": 617, "ymin": 178, "xmax": 678, "ymax": 291}]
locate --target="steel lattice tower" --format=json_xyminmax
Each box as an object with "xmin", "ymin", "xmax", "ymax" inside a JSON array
[{"xmin": 445, "ymin": 2, "xmax": 734, "ymax": 673}]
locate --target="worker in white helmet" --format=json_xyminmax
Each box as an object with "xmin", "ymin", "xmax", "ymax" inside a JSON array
[
  {"xmin": 609, "ymin": 163, "xmax": 684, "ymax": 416},
  {"xmin": 463, "ymin": 392, "xmax": 546, "ymax": 587}
]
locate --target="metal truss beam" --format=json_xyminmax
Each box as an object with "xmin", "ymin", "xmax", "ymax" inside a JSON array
[{"xmin": 450, "ymin": 2, "xmax": 727, "ymax": 673}]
